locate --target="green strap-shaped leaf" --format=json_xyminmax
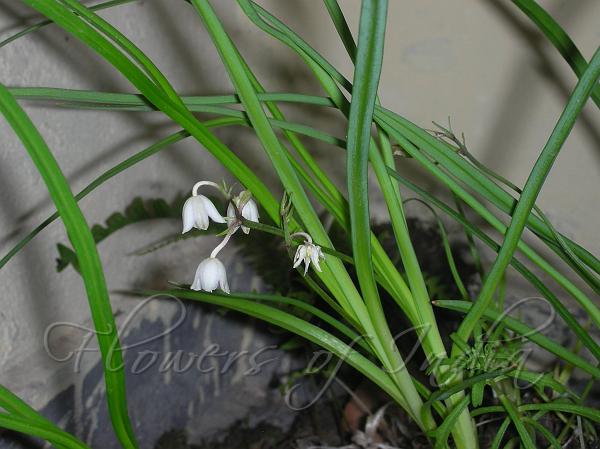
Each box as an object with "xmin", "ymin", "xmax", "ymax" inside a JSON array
[
  {"xmin": 431, "ymin": 395, "xmax": 471, "ymax": 449},
  {"xmin": 23, "ymin": 0, "xmax": 279, "ymax": 222},
  {"xmin": 0, "ymin": 0, "xmax": 138, "ymax": 49},
  {"xmin": 0, "ymin": 413, "xmax": 90, "ymax": 449},
  {"xmin": 0, "ymin": 385, "xmax": 87, "ymax": 449},
  {"xmin": 388, "ymin": 168, "xmax": 600, "ymax": 363},
  {"xmin": 455, "ymin": 46, "xmax": 600, "ymax": 343},
  {"xmin": 490, "ymin": 418, "xmax": 511, "ymax": 449},
  {"xmin": 376, "ymin": 114, "xmax": 600, "ymax": 335},
  {"xmin": 512, "ymin": 0, "xmax": 600, "ymax": 109},
  {"xmin": 520, "ymin": 402, "xmax": 600, "ymax": 423},
  {"xmin": 522, "ymin": 417, "xmax": 561, "ymax": 449},
  {"xmin": 238, "ymin": 0, "xmax": 600, "ymax": 285},
  {"xmin": 498, "ymin": 394, "xmax": 536, "ymax": 449},
  {"xmin": 346, "ymin": 0, "xmax": 387, "ymax": 315},
  {"xmin": 0, "ymin": 84, "xmax": 138, "ymax": 449},
  {"xmin": 139, "ymin": 289, "xmax": 409, "ymax": 408},
  {"xmin": 9, "ymin": 87, "xmax": 336, "ymax": 110}
]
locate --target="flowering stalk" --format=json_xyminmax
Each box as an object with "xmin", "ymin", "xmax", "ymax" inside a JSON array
[
  {"xmin": 210, "ymin": 230, "xmax": 234, "ymax": 259},
  {"xmin": 191, "ymin": 180, "xmax": 225, "ymax": 197},
  {"xmin": 184, "ymin": 181, "xmax": 264, "ymax": 295}
]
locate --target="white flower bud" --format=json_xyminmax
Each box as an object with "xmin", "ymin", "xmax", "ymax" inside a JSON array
[
  {"xmin": 227, "ymin": 191, "xmax": 259, "ymax": 234},
  {"xmin": 191, "ymin": 257, "xmax": 230, "ymax": 294}
]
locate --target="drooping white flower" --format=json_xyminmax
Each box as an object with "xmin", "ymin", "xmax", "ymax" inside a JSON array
[
  {"xmin": 182, "ymin": 195, "xmax": 226, "ymax": 233},
  {"xmin": 182, "ymin": 181, "xmax": 229, "ymax": 233},
  {"xmin": 191, "ymin": 257, "xmax": 230, "ymax": 293},
  {"xmin": 292, "ymin": 232, "xmax": 325, "ymax": 275},
  {"xmin": 227, "ymin": 190, "xmax": 259, "ymax": 234}
]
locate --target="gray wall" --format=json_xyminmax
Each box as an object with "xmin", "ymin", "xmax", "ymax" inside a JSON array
[{"xmin": 0, "ymin": 0, "xmax": 599, "ymax": 447}]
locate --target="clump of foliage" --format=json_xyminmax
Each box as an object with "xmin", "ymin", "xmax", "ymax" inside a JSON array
[{"xmin": 1, "ymin": 1, "xmax": 600, "ymax": 448}]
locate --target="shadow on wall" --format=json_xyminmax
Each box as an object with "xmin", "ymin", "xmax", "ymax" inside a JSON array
[
  {"xmin": 0, "ymin": 303, "xmax": 294, "ymax": 449},
  {"xmin": 479, "ymin": 0, "xmax": 600, "ymax": 172}
]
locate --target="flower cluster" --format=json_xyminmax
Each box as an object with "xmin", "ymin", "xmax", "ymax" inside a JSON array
[
  {"xmin": 181, "ymin": 181, "xmax": 325, "ymax": 294},
  {"xmin": 182, "ymin": 181, "xmax": 259, "ymax": 294}
]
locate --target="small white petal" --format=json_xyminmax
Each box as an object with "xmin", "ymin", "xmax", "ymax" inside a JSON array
[
  {"xmin": 293, "ymin": 245, "xmax": 306, "ymax": 268},
  {"xmin": 193, "ymin": 207, "xmax": 209, "ymax": 231},
  {"xmin": 200, "ymin": 196, "xmax": 226, "ymax": 224},
  {"xmin": 241, "ymin": 199, "xmax": 259, "ymax": 222},
  {"xmin": 311, "ymin": 249, "xmax": 323, "ymax": 272},
  {"xmin": 303, "ymin": 257, "xmax": 310, "ymax": 276},
  {"xmin": 185, "ymin": 195, "xmax": 209, "ymax": 230},
  {"xmin": 226, "ymin": 202, "xmax": 237, "ymax": 220},
  {"xmin": 191, "ymin": 276, "xmax": 201, "ymax": 291},
  {"xmin": 182, "ymin": 197, "xmax": 199, "ymax": 233},
  {"xmin": 309, "ymin": 246, "xmax": 319, "ymax": 264},
  {"xmin": 219, "ymin": 276, "xmax": 230, "ymax": 294}
]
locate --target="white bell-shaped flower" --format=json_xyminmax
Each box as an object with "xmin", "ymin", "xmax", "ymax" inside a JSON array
[
  {"xmin": 227, "ymin": 191, "xmax": 259, "ymax": 234},
  {"xmin": 191, "ymin": 257, "xmax": 230, "ymax": 293},
  {"xmin": 292, "ymin": 233, "xmax": 325, "ymax": 275},
  {"xmin": 182, "ymin": 195, "xmax": 226, "ymax": 233}
]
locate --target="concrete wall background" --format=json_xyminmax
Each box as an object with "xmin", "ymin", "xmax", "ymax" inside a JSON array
[{"xmin": 0, "ymin": 0, "xmax": 599, "ymax": 446}]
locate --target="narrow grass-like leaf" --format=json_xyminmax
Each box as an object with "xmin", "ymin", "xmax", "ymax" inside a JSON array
[
  {"xmin": 490, "ymin": 418, "xmax": 511, "ymax": 449},
  {"xmin": 345, "ymin": 0, "xmax": 387, "ymax": 315},
  {"xmin": 512, "ymin": 0, "xmax": 600, "ymax": 108},
  {"xmin": 59, "ymin": 0, "xmax": 186, "ymax": 109},
  {"xmin": 0, "ymin": 385, "xmax": 85, "ymax": 449},
  {"xmin": 0, "ymin": 413, "xmax": 90, "ymax": 449},
  {"xmin": 519, "ymin": 402, "xmax": 600, "ymax": 423},
  {"xmin": 9, "ymin": 88, "xmax": 336, "ymax": 110},
  {"xmin": 0, "ymin": 0, "xmax": 138, "ymax": 49},
  {"xmin": 23, "ymin": 0, "xmax": 279, "ymax": 222},
  {"xmin": 423, "ymin": 369, "xmax": 513, "ymax": 414},
  {"xmin": 388, "ymin": 169, "xmax": 600, "ymax": 362},
  {"xmin": 0, "ymin": 119, "xmax": 242, "ymax": 271},
  {"xmin": 201, "ymin": 291, "xmax": 372, "ymax": 354},
  {"xmin": 431, "ymin": 395, "xmax": 471, "ymax": 449},
  {"xmin": 404, "ymin": 199, "xmax": 469, "ymax": 300},
  {"xmin": 522, "ymin": 417, "xmax": 561, "ymax": 449},
  {"xmin": 498, "ymin": 394, "xmax": 536, "ymax": 449},
  {"xmin": 190, "ymin": 0, "xmax": 362, "ymax": 318},
  {"xmin": 323, "ymin": 0, "xmax": 357, "ymax": 62},
  {"xmin": 455, "ymin": 46, "xmax": 600, "ymax": 343},
  {"xmin": 138, "ymin": 289, "xmax": 411, "ymax": 410},
  {"xmin": 0, "ymin": 84, "xmax": 138, "ymax": 449}
]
